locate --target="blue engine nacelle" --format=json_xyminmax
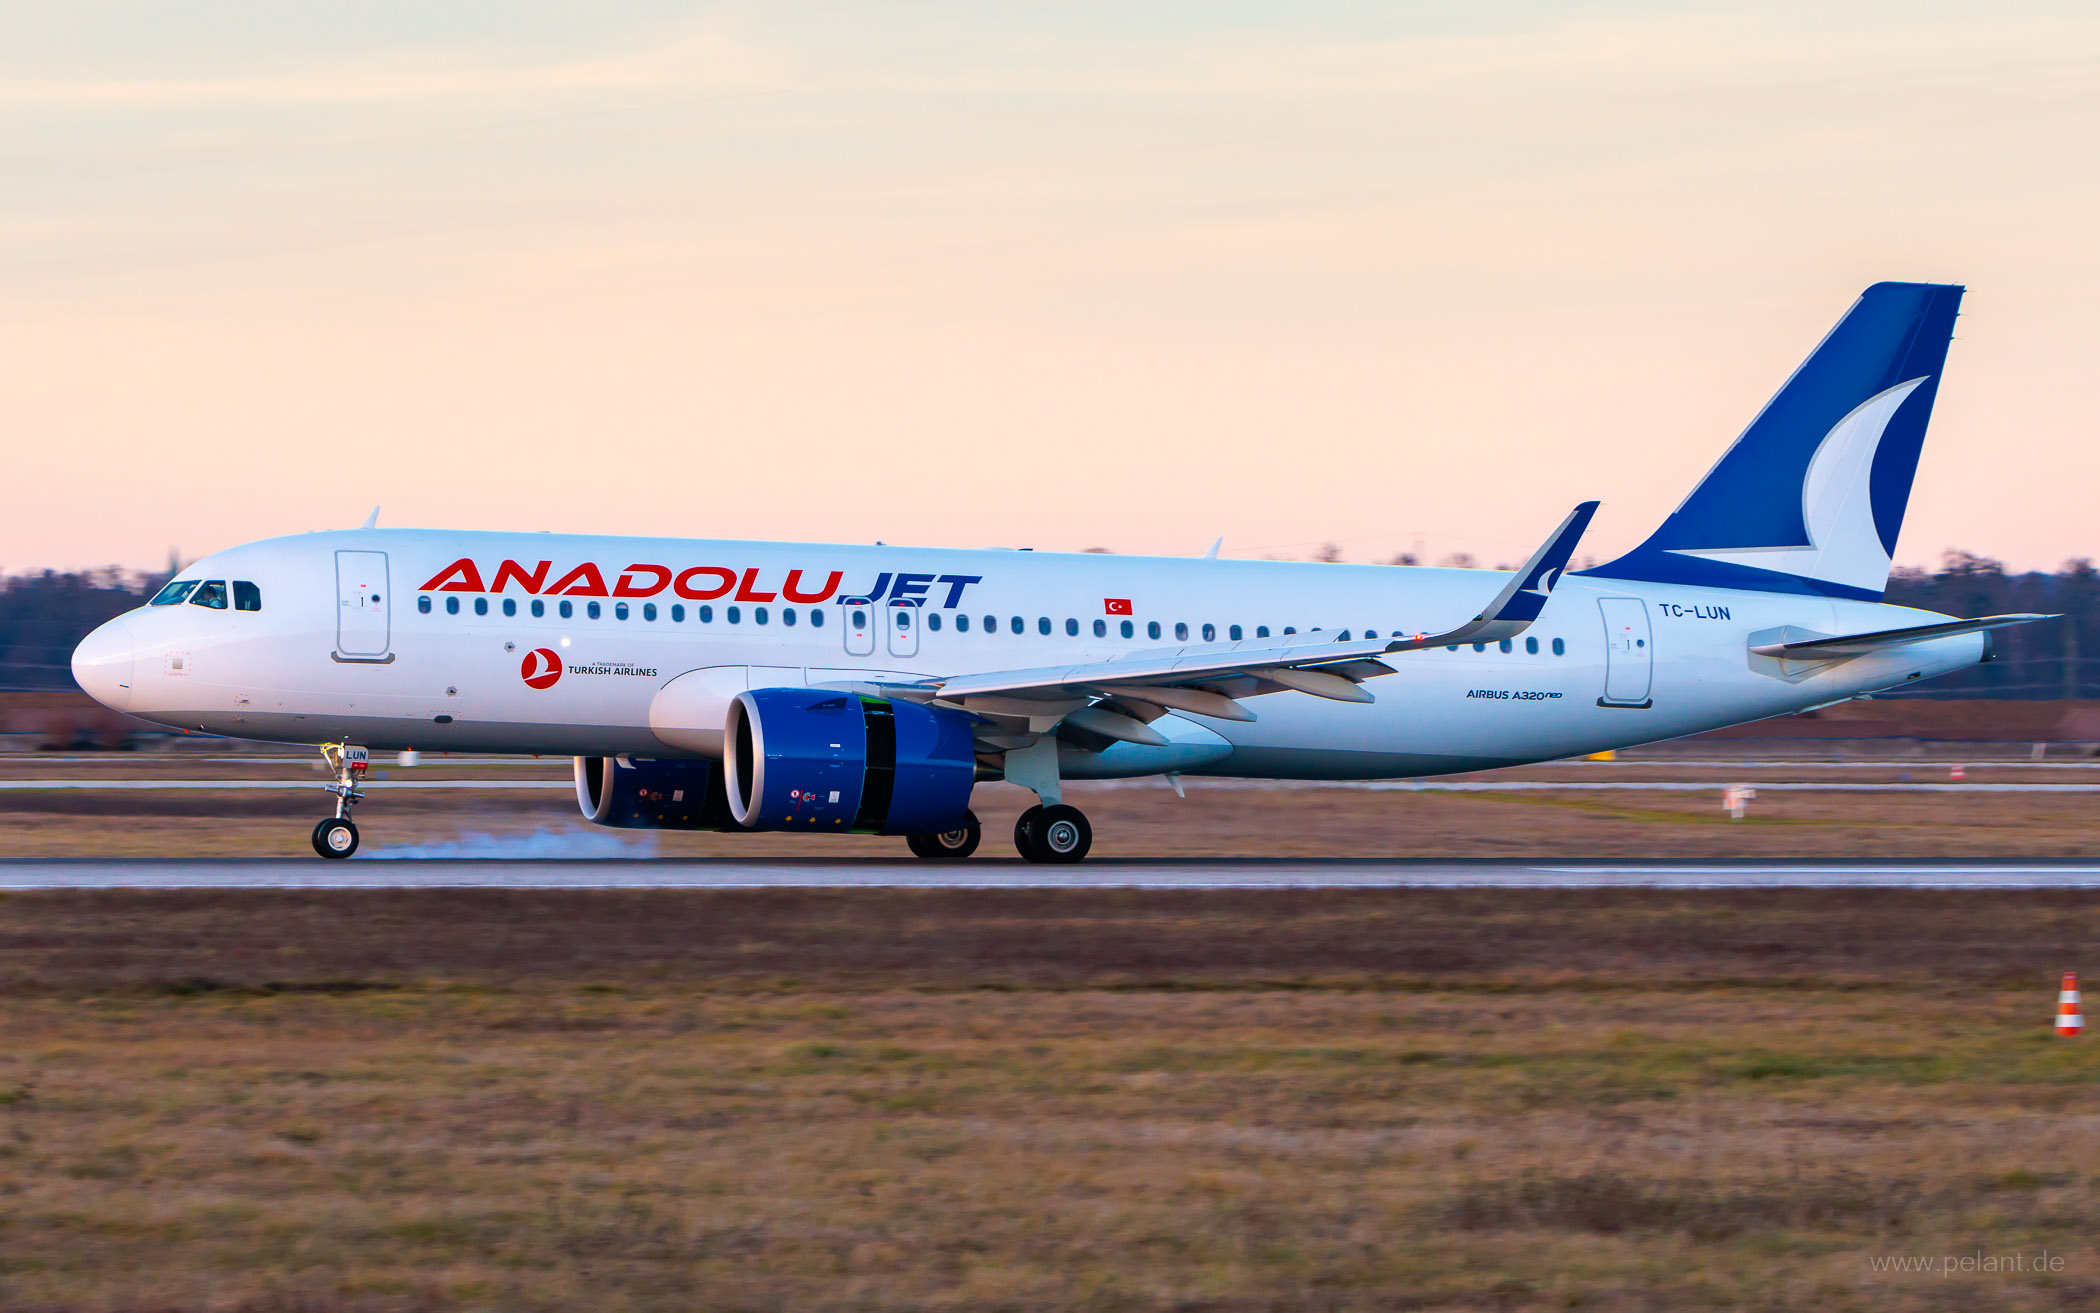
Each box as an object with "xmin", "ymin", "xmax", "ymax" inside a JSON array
[
  {"xmin": 723, "ymin": 687, "xmax": 977, "ymax": 835},
  {"xmin": 574, "ymin": 755, "xmax": 733, "ymax": 829}
]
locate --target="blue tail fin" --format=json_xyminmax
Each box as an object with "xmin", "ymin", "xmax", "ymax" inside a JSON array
[{"xmin": 1584, "ymin": 281, "xmax": 1964, "ymax": 600}]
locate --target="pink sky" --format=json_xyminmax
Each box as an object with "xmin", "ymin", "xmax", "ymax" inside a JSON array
[{"xmin": 5, "ymin": 3, "xmax": 2097, "ymax": 575}]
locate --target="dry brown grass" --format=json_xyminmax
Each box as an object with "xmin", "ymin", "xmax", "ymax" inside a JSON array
[
  {"xmin": 5, "ymin": 773, "xmax": 2100, "ymax": 858},
  {"xmin": 2, "ymin": 890, "xmax": 2099, "ymax": 1311}
]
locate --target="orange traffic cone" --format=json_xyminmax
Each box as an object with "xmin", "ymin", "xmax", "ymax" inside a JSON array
[{"xmin": 2057, "ymin": 974, "xmax": 2082, "ymax": 1037}]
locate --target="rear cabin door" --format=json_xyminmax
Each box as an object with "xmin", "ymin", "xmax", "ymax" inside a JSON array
[
  {"xmin": 886, "ymin": 600, "xmax": 920, "ymax": 658},
  {"xmin": 335, "ymin": 550, "xmax": 392, "ymax": 661},
  {"xmin": 841, "ymin": 599, "xmax": 875, "ymax": 656},
  {"xmin": 1597, "ymin": 597, "xmax": 1652, "ymax": 707}
]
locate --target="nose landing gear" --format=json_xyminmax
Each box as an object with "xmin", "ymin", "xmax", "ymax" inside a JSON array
[{"xmin": 313, "ymin": 742, "xmax": 369, "ymax": 859}]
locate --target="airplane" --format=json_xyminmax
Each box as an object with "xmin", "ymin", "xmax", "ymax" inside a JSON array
[{"xmin": 71, "ymin": 281, "xmax": 2049, "ymax": 862}]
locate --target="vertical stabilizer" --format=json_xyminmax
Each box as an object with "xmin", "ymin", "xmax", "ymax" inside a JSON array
[{"xmin": 1584, "ymin": 282, "xmax": 1964, "ymax": 600}]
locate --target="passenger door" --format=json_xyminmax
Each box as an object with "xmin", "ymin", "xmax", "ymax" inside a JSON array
[
  {"xmin": 1597, "ymin": 597, "xmax": 1652, "ymax": 707},
  {"xmin": 334, "ymin": 550, "xmax": 392, "ymax": 662}
]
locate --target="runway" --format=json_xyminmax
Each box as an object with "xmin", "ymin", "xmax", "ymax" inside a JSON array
[{"xmin": 8, "ymin": 859, "xmax": 2100, "ymax": 889}]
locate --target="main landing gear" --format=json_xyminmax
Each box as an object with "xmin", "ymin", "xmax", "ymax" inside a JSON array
[
  {"xmin": 1013, "ymin": 804, "xmax": 1092, "ymax": 864},
  {"xmin": 312, "ymin": 742, "xmax": 370, "ymax": 859},
  {"xmin": 905, "ymin": 811, "xmax": 982, "ymax": 860}
]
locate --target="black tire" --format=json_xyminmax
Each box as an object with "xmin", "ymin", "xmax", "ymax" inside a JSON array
[
  {"xmin": 312, "ymin": 817, "xmax": 359, "ymax": 859},
  {"xmin": 907, "ymin": 811, "xmax": 981, "ymax": 860},
  {"xmin": 1012, "ymin": 804, "xmax": 1046, "ymax": 860},
  {"xmin": 1018, "ymin": 804, "xmax": 1091, "ymax": 864}
]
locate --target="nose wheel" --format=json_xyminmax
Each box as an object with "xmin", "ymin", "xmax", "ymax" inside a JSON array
[
  {"xmin": 314, "ymin": 742, "xmax": 370, "ymax": 860},
  {"xmin": 312, "ymin": 817, "xmax": 360, "ymax": 858},
  {"xmin": 1014, "ymin": 804, "xmax": 1092, "ymax": 863}
]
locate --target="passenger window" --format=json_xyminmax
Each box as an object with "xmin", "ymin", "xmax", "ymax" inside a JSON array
[
  {"xmin": 1174, "ymin": 622, "xmax": 1188, "ymax": 641},
  {"xmin": 1256, "ymin": 626, "xmax": 1269, "ymax": 638},
  {"xmin": 1010, "ymin": 616, "xmax": 1023, "ymax": 635},
  {"xmin": 926, "ymin": 612, "xmax": 940, "ymax": 631},
  {"xmin": 189, "ymin": 580, "xmax": 229, "ymax": 610},
  {"xmin": 1525, "ymin": 636, "xmax": 1538, "ymax": 654},
  {"xmin": 1498, "ymin": 639, "xmax": 1512, "ymax": 653},
  {"xmin": 559, "ymin": 600, "xmax": 574, "ymax": 619},
  {"xmin": 851, "ymin": 608, "xmax": 867, "ymax": 628},
  {"xmin": 1093, "ymin": 619, "xmax": 1106, "ymax": 638},
  {"xmin": 150, "ymin": 580, "xmax": 199, "ymax": 606},
  {"xmin": 1120, "ymin": 620, "xmax": 1134, "ymax": 639},
  {"xmin": 699, "ymin": 605, "xmax": 713, "ymax": 622},
  {"xmin": 531, "ymin": 599, "xmax": 545, "ymax": 618},
  {"xmin": 418, "ymin": 596, "xmax": 432, "ymax": 614},
  {"xmin": 727, "ymin": 606, "xmax": 741, "ymax": 624},
  {"xmin": 956, "ymin": 614, "xmax": 970, "ymax": 632},
  {"xmin": 503, "ymin": 598, "xmax": 517, "ymax": 617},
  {"xmin": 615, "ymin": 602, "xmax": 629, "ymax": 621},
  {"xmin": 474, "ymin": 597, "xmax": 488, "ymax": 616},
  {"xmin": 446, "ymin": 596, "xmax": 460, "ymax": 615},
  {"xmin": 1147, "ymin": 621, "xmax": 1161, "ymax": 639},
  {"xmin": 1472, "ymin": 642, "xmax": 1485, "ymax": 653},
  {"xmin": 1283, "ymin": 626, "xmax": 1295, "ymax": 636},
  {"xmin": 1066, "ymin": 618, "xmax": 1078, "ymax": 636},
  {"xmin": 783, "ymin": 607, "xmax": 797, "ymax": 627},
  {"xmin": 1338, "ymin": 630, "xmax": 1351, "ymax": 641},
  {"xmin": 894, "ymin": 610, "xmax": 908, "ymax": 630},
  {"xmin": 1229, "ymin": 624, "xmax": 1242, "ymax": 641},
  {"xmin": 756, "ymin": 607, "xmax": 769, "ymax": 625},
  {"xmin": 983, "ymin": 615, "xmax": 996, "ymax": 634},
  {"xmin": 1552, "ymin": 637, "xmax": 1565, "ymax": 656},
  {"xmin": 670, "ymin": 603, "xmax": 684, "ymax": 622},
  {"xmin": 1202, "ymin": 623, "xmax": 1215, "ymax": 642},
  {"xmin": 1365, "ymin": 629, "xmax": 1378, "ymax": 640},
  {"xmin": 810, "ymin": 608, "xmax": 824, "ymax": 628},
  {"xmin": 587, "ymin": 601, "xmax": 602, "ymax": 620},
  {"xmin": 643, "ymin": 603, "xmax": 657, "ymax": 621},
  {"xmin": 233, "ymin": 581, "xmax": 262, "ymax": 611},
  {"xmin": 1038, "ymin": 617, "xmax": 1051, "ymax": 635}
]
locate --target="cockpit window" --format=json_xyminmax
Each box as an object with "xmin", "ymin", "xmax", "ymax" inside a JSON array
[
  {"xmin": 232, "ymin": 581, "xmax": 262, "ymax": 612},
  {"xmin": 189, "ymin": 580, "xmax": 229, "ymax": 610},
  {"xmin": 150, "ymin": 580, "xmax": 199, "ymax": 606}
]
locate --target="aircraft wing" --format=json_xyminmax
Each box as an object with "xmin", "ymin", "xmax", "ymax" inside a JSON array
[
  {"xmin": 1748, "ymin": 613, "xmax": 2054, "ymax": 662},
  {"xmin": 916, "ymin": 502, "xmax": 1599, "ymax": 726}
]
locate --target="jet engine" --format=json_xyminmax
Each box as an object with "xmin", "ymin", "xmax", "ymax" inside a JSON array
[
  {"xmin": 723, "ymin": 687, "xmax": 977, "ymax": 834},
  {"xmin": 574, "ymin": 755, "xmax": 733, "ymax": 829}
]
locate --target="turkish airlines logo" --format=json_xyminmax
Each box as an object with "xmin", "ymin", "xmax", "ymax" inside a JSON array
[{"xmin": 520, "ymin": 648, "xmax": 563, "ymax": 690}]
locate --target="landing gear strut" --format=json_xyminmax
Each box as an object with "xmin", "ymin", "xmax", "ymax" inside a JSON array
[
  {"xmin": 1014, "ymin": 803, "xmax": 1092, "ymax": 864},
  {"xmin": 313, "ymin": 742, "xmax": 369, "ymax": 859}
]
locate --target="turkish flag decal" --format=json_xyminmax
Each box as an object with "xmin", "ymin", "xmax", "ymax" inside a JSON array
[{"xmin": 1104, "ymin": 598, "xmax": 1132, "ymax": 615}]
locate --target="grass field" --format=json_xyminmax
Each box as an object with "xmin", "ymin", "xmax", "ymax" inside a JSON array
[
  {"xmin": 7, "ymin": 765, "xmax": 2100, "ymax": 859},
  {"xmin": 2, "ymin": 889, "xmax": 2098, "ymax": 1311}
]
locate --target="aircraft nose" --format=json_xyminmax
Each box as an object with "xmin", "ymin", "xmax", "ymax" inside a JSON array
[{"xmin": 72, "ymin": 617, "xmax": 136, "ymax": 712}]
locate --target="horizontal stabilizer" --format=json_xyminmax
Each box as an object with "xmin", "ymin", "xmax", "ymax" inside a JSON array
[{"xmin": 1749, "ymin": 613, "xmax": 2053, "ymax": 661}]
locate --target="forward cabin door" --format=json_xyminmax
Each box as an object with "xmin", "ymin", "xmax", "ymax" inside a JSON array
[
  {"xmin": 334, "ymin": 550, "xmax": 393, "ymax": 662},
  {"xmin": 1596, "ymin": 597, "xmax": 1652, "ymax": 707}
]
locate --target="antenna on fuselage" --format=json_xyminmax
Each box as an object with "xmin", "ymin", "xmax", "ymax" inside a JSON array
[
  {"xmin": 1202, "ymin": 537, "xmax": 1222, "ymax": 559},
  {"xmin": 359, "ymin": 507, "xmax": 380, "ymax": 530}
]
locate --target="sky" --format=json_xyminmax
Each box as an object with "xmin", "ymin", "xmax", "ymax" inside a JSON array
[{"xmin": 5, "ymin": 1, "xmax": 2098, "ymax": 575}]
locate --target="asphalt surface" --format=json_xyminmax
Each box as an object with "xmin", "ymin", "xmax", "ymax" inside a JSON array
[{"xmin": 7, "ymin": 859, "xmax": 2100, "ymax": 888}]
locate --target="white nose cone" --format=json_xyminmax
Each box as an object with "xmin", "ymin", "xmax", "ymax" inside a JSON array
[{"xmin": 72, "ymin": 617, "xmax": 136, "ymax": 711}]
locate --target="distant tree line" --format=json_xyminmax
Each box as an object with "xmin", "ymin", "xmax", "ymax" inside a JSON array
[
  {"xmin": 0, "ymin": 569, "xmax": 167, "ymax": 691},
  {"xmin": 0, "ymin": 551, "xmax": 2093, "ymax": 698}
]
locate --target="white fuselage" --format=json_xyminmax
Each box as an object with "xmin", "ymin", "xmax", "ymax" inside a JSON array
[{"xmin": 73, "ymin": 529, "xmax": 1983, "ymax": 777}]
